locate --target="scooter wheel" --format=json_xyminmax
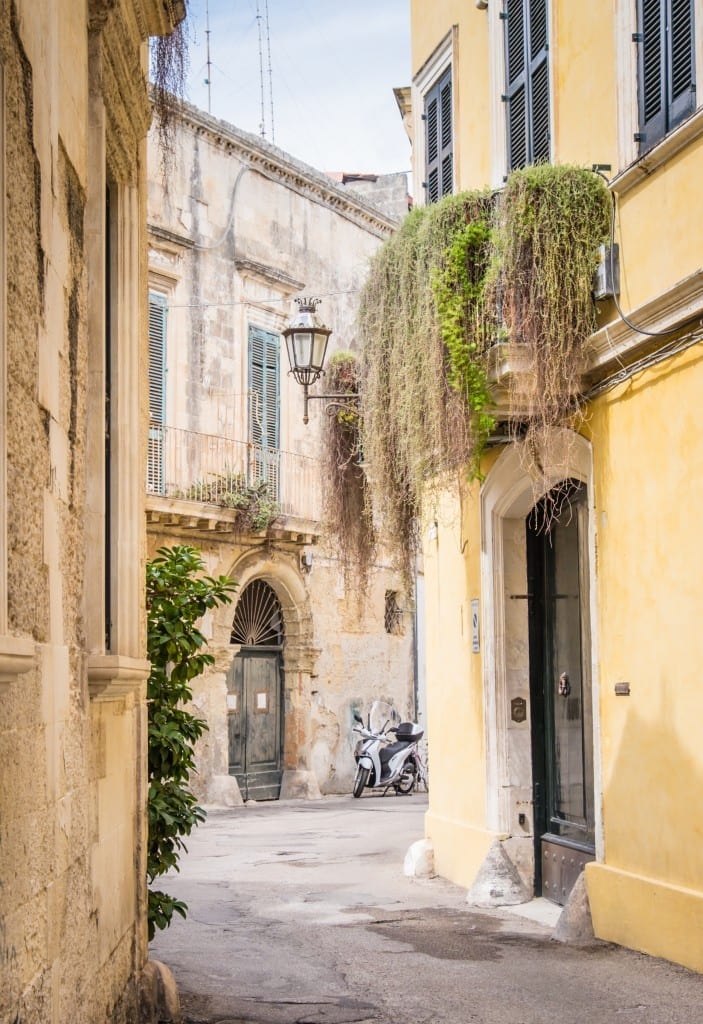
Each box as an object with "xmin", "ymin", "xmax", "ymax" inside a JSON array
[
  {"xmin": 352, "ymin": 765, "xmax": 370, "ymax": 798},
  {"xmin": 394, "ymin": 760, "xmax": 417, "ymax": 795}
]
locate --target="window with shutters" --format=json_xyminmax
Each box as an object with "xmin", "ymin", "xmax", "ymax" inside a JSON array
[
  {"xmin": 424, "ymin": 67, "xmax": 453, "ymax": 203},
  {"xmin": 503, "ymin": 0, "xmax": 550, "ymax": 172},
  {"xmin": 635, "ymin": 0, "xmax": 695, "ymax": 153},
  {"xmin": 147, "ymin": 292, "xmax": 167, "ymax": 495},
  {"xmin": 248, "ymin": 325, "xmax": 280, "ymax": 500}
]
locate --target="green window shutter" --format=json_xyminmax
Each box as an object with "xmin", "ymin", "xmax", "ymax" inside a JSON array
[
  {"xmin": 637, "ymin": 0, "xmax": 694, "ymax": 152},
  {"xmin": 147, "ymin": 292, "xmax": 167, "ymax": 495},
  {"xmin": 148, "ymin": 293, "xmax": 167, "ymax": 425},
  {"xmin": 504, "ymin": 0, "xmax": 550, "ymax": 171},
  {"xmin": 248, "ymin": 325, "xmax": 280, "ymax": 450},
  {"xmin": 424, "ymin": 67, "xmax": 453, "ymax": 203}
]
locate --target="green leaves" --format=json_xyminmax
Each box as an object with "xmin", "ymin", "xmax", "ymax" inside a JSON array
[{"xmin": 146, "ymin": 545, "xmax": 236, "ymax": 939}]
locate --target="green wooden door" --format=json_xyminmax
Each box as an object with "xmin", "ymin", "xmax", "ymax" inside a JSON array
[
  {"xmin": 227, "ymin": 579, "xmax": 285, "ymax": 801},
  {"xmin": 227, "ymin": 649, "xmax": 282, "ymax": 801},
  {"xmin": 526, "ymin": 481, "xmax": 595, "ymax": 904}
]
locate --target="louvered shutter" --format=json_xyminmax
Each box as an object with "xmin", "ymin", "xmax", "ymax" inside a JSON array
[
  {"xmin": 424, "ymin": 67, "xmax": 453, "ymax": 203},
  {"xmin": 248, "ymin": 325, "xmax": 280, "ymax": 499},
  {"xmin": 667, "ymin": 0, "xmax": 695, "ymax": 127},
  {"xmin": 147, "ymin": 293, "xmax": 167, "ymax": 494},
  {"xmin": 529, "ymin": 0, "xmax": 550, "ymax": 163},
  {"xmin": 504, "ymin": 0, "xmax": 550, "ymax": 171},
  {"xmin": 148, "ymin": 294, "xmax": 167, "ymax": 424},
  {"xmin": 637, "ymin": 0, "xmax": 694, "ymax": 152}
]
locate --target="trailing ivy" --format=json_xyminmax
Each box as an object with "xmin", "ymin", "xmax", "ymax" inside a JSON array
[
  {"xmin": 355, "ymin": 165, "xmax": 610, "ymax": 577},
  {"xmin": 320, "ymin": 351, "xmax": 375, "ymax": 596},
  {"xmin": 358, "ymin": 191, "xmax": 494, "ymax": 582},
  {"xmin": 495, "ymin": 164, "xmax": 611, "ymax": 466},
  {"xmin": 146, "ymin": 545, "xmax": 236, "ymax": 940}
]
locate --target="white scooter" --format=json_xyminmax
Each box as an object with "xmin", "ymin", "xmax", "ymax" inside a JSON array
[{"xmin": 352, "ymin": 700, "xmax": 426, "ymax": 797}]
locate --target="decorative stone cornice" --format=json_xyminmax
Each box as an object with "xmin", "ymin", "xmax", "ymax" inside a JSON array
[
  {"xmin": 487, "ymin": 268, "xmax": 703, "ymax": 417},
  {"xmin": 585, "ymin": 268, "xmax": 703, "ymax": 385},
  {"xmin": 611, "ymin": 108, "xmax": 703, "ymax": 196},
  {"xmin": 177, "ymin": 102, "xmax": 400, "ymax": 240},
  {"xmin": 146, "ymin": 496, "xmax": 321, "ymax": 545},
  {"xmin": 234, "ymin": 257, "xmax": 304, "ymax": 295}
]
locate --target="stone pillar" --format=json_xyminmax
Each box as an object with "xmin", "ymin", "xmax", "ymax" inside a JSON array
[{"xmin": 280, "ymin": 642, "xmax": 322, "ymax": 800}]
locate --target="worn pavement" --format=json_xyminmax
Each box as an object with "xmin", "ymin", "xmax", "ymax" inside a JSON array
[{"xmin": 150, "ymin": 794, "xmax": 702, "ymax": 1024}]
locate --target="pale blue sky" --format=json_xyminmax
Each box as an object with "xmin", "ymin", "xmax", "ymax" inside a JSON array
[{"xmin": 183, "ymin": 0, "xmax": 412, "ymax": 175}]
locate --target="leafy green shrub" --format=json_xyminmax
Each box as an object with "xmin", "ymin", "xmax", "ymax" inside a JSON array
[{"xmin": 146, "ymin": 545, "xmax": 237, "ymax": 940}]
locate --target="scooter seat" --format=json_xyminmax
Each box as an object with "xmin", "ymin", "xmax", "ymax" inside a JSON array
[{"xmin": 380, "ymin": 741, "xmax": 411, "ymax": 765}]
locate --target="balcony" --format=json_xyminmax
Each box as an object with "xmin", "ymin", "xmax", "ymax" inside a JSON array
[{"xmin": 146, "ymin": 424, "xmax": 322, "ymax": 540}]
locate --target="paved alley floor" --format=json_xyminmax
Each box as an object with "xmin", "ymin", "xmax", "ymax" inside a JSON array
[{"xmin": 150, "ymin": 794, "xmax": 702, "ymax": 1024}]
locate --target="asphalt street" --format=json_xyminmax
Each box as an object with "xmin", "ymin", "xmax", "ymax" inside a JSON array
[{"xmin": 150, "ymin": 794, "xmax": 702, "ymax": 1024}]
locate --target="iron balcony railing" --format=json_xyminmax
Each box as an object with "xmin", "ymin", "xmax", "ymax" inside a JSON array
[{"xmin": 147, "ymin": 423, "xmax": 321, "ymax": 523}]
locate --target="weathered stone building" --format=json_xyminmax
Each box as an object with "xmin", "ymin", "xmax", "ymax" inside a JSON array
[
  {"xmin": 146, "ymin": 105, "xmax": 416, "ymax": 803},
  {"xmin": 0, "ymin": 1, "xmax": 183, "ymax": 1020}
]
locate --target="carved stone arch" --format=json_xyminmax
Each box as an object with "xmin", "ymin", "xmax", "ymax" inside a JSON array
[
  {"xmin": 224, "ymin": 549, "xmax": 318, "ymax": 671},
  {"xmin": 473, "ymin": 429, "xmax": 602, "ymax": 901},
  {"xmin": 216, "ymin": 548, "xmax": 322, "ymax": 800}
]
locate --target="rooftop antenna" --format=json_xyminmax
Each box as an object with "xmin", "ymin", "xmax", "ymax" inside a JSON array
[
  {"xmin": 204, "ymin": 0, "xmax": 212, "ymax": 113},
  {"xmin": 264, "ymin": 0, "xmax": 275, "ymax": 143},
  {"xmin": 255, "ymin": 0, "xmax": 266, "ymax": 138}
]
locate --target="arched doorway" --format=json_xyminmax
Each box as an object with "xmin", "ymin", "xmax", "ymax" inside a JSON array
[
  {"xmin": 227, "ymin": 579, "xmax": 285, "ymax": 800},
  {"xmin": 479, "ymin": 433, "xmax": 601, "ymax": 905}
]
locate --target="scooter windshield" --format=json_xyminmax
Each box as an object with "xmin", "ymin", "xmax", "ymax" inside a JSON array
[{"xmin": 367, "ymin": 700, "xmax": 400, "ymax": 736}]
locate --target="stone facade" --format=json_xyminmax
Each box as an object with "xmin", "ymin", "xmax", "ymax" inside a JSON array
[
  {"xmin": 146, "ymin": 106, "xmax": 417, "ymax": 803},
  {"xmin": 0, "ymin": 1, "xmax": 183, "ymax": 1021}
]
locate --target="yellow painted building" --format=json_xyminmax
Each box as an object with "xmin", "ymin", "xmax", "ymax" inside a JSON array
[{"xmin": 409, "ymin": 0, "xmax": 703, "ymax": 972}]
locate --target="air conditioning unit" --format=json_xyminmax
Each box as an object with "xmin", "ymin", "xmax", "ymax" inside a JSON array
[{"xmin": 593, "ymin": 243, "xmax": 620, "ymax": 300}]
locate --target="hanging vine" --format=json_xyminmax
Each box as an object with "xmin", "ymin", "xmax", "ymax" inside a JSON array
[
  {"xmin": 320, "ymin": 351, "xmax": 375, "ymax": 595},
  {"xmin": 358, "ymin": 191, "xmax": 494, "ymax": 583},
  {"xmin": 495, "ymin": 164, "xmax": 610, "ymax": 483},
  {"xmin": 351, "ymin": 165, "xmax": 610, "ymax": 577},
  {"xmin": 150, "ymin": 6, "xmax": 190, "ymax": 180}
]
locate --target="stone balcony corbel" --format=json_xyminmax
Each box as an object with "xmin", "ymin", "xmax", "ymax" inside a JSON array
[
  {"xmin": 0, "ymin": 635, "xmax": 36, "ymax": 691},
  {"xmin": 87, "ymin": 653, "xmax": 151, "ymax": 702}
]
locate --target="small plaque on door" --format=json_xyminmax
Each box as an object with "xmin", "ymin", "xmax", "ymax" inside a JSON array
[
  {"xmin": 226, "ymin": 693, "xmax": 238, "ymax": 712},
  {"xmin": 255, "ymin": 690, "xmax": 269, "ymax": 713}
]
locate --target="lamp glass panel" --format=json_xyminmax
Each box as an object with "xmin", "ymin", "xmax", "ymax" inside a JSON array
[
  {"xmin": 294, "ymin": 331, "xmax": 313, "ymax": 369},
  {"xmin": 284, "ymin": 332, "xmax": 296, "ymax": 373},
  {"xmin": 311, "ymin": 331, "xmax": 330, "ymax": 372}
]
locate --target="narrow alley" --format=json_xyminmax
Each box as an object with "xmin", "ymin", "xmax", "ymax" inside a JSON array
[{"xmin": 151, "ymin": 796, "xmax": 702, "ymax": 1024}]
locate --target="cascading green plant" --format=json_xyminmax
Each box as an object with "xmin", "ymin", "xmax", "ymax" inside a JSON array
[
  {"xmin": 352, "ymin": 165, "xmax": 610, "ymax": 580},
  {"xmin": 320, "ymin": 351, "xmax": 375, "ymax": 598}
]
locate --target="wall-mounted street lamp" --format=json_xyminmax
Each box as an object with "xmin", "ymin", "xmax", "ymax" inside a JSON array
[{"xmin": 283, "ymin": 297, "xmax": 359, "ymax": 424}]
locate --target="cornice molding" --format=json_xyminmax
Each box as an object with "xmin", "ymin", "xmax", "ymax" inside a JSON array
[
  {"xmin": 611, "ymin": 108, "xmax": 703, "ymax": 196},
  {"xmin": 234, "ymin": 257, "xmax": 304, "ymax": 294},
  {"xmin": 586, "ymin": 268, "xmax": 703, "ymax": 383},
  {"xmin": 176, "ymin": 103, "xmax": 400, "ymax": 240}
]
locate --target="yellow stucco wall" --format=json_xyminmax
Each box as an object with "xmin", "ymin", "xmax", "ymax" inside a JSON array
[
  {"xmin": 586, "ymin": 346, "xmax": 703, "ymax": 968},
  {"xmin": 411, "ymin": 0, "xmax": 703, "ymax": 974},
  {"xmin": 422, "ymin": 475, "xmax": 495, "ymax": 889},
  {"xmin": 410, "ymin": 0, "xmax": 491, "ymax": 192}
]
